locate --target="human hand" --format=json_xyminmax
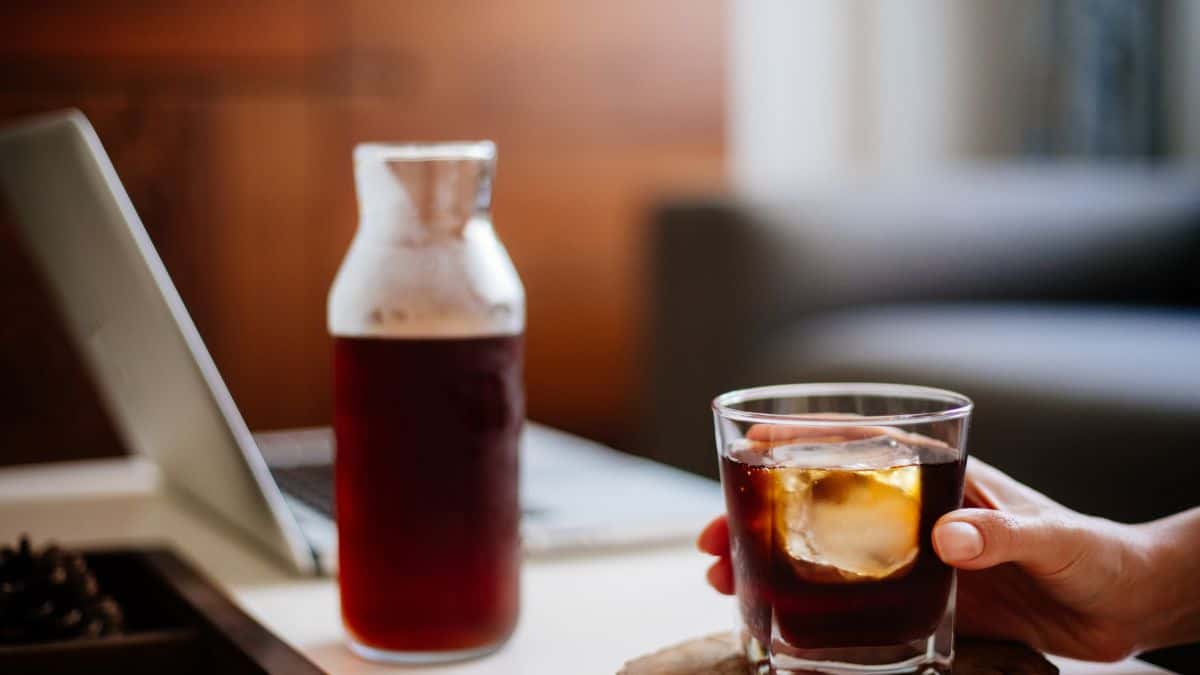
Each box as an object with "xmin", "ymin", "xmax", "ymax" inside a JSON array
[
  {"xmin": 928, "ymin": 458, "xmax": 1157, "ymax": 661},
  {"xmin": 699, "ymin": 457, "xmax": 1196, "ymax": 661}
]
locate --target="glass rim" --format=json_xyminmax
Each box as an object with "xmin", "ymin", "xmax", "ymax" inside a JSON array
[
  {"xmin": 712, "ymin": 382, "xmax": 973, "ymax": 426},
  {"xmin": 354, "ymin": 141, "xmax": 496, "ymax": 163}
]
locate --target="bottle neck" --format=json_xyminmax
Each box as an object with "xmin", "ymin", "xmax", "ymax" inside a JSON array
[{"xmin": 353, "ymin": 142, "xmax": 494, "ymax": 243}]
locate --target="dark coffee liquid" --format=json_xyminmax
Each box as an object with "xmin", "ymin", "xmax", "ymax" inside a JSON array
[
  {"xmin": 721, "ymin": 451, "xmax": 964, "ymax": 649},
  {"xmin": 333, "ymin": 334, "xmax": 523, "ymax": 652}
]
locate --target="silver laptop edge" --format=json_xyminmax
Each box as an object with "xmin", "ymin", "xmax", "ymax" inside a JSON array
[{"xmin": 0, "ymin": 110, "xmax": 317, "ymax": 574}]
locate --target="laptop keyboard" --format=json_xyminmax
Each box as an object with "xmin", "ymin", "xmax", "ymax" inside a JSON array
[
  {"xmin": 272, "ymin": 465, "xmax": 334, "ymax": 517},
  {"xmin": 272, "ymin": 463, "xmax": 548, "ymax": 523},
  {"xmin": 260, "ymin": 424, "xmax": 725, "ymax": 555}
]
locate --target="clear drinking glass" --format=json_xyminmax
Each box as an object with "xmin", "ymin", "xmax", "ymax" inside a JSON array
[{"xmin": 712, "ymin": 383, "xmax": 972, "ymax": 675}]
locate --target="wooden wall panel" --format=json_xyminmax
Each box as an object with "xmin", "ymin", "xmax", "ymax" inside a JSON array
[{"xmin": 0, "ymin": 1, "xmax": 724, "ymax": 465}]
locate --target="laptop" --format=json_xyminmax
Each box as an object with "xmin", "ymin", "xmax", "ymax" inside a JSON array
[{"xmin": 0, "ymin": 110, "xmax": 722, "ymax": 575}]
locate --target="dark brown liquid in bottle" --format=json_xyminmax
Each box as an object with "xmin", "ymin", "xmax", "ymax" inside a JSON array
[
  {"xmin": 334, "ymin": 334, "xmax": 523, "ymax": 652},
  {"xmin": 721, "ymin": 451, "xmax": 964, "ymax": 649}
]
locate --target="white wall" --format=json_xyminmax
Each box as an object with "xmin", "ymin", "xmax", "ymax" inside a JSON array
[
  {"xmin": 730, "ymin": 0, "xmax": 1041, "ymax": 197},
  {"xmin": 873, "ymin": 0, "xmax": 1040, "ymax": 172},
  {"xmin": 728, "ymin": 0, "xmax": 860, "ymax": 196},
  {"xmin": 729, "ymin": 0, "xmax": 1194, "ymax": 198}
]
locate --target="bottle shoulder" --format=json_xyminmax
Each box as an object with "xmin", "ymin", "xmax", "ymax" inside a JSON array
[{"xmin": 328, "ymin": 223, "xmax": 524, "ymax": 338}]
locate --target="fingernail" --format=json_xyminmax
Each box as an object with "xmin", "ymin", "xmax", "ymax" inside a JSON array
[{"xmin": 935, "ymin": 521, "xmax": 984, "ymax": 562}]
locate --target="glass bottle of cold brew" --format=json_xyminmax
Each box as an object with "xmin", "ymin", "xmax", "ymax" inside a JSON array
[{"xmin": 328, "ymin": 142, "xmax": 524, "ymax": 662}]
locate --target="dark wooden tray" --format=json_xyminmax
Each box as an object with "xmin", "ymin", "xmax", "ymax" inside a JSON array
[{"xmin": 0, "ymin": 547, "xmax": 324, "ymax": 675}]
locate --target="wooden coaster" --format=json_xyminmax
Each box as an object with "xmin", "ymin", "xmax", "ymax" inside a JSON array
[{"xmin": 619, "ymin": 632, "xmax": 1058, "ymax": 675}]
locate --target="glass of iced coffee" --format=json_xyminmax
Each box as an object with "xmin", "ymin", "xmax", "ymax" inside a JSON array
[{"xmin": 712, "ymin": 383, "xmax": 972, "ymax": 675}]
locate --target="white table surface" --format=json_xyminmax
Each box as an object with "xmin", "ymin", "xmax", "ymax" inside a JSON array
[{"xmin": 0, "ymin": 457, "xmax": 1173, "ymax": 675}]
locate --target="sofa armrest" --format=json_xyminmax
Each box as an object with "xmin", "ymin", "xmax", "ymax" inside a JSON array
[{"xmin": 752, "ymin": 165, "xmax": 1200, "ymax": 328}]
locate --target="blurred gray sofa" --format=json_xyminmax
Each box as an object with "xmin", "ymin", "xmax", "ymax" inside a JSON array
[{"xmin": 644, "ymin": 165, "xmax": 1200, "ymax": 525}]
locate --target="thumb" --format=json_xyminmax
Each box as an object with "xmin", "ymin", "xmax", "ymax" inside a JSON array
[{"xmin": 932, "ymin": 509, "xmax": 1084, "ymax": 577}]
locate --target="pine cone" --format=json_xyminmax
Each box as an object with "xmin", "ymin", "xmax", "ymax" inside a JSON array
[{"xmin": 0, "ymin": 536, "xmax": 124, "ymax": 645}]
